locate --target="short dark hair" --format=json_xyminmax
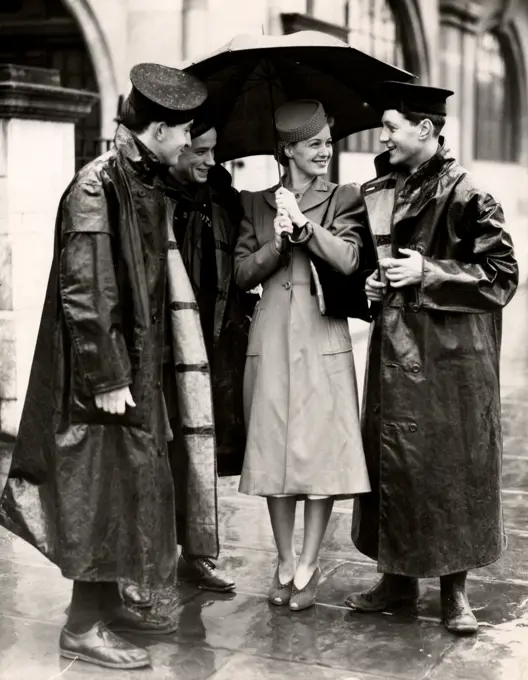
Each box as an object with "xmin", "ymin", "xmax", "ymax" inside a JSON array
[
  {"xmin": 400, "ymin": 110, "xmax": 445, "ymax": 137},
  {"xmin": 118, "ymin": 96, "xmax": 151, "ymax": 133},
  {"xmin": 118, "ymin": 94, "xmax": 193, "ymax": 134}
]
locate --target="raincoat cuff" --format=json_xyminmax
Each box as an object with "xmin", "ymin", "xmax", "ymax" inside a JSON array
[
  {"xmin": 288, "ymin": 221, "xmax": 314, "ymax": 245},
  {"xmin": 271, "ymin": 238, "xmax": 285, "ymax": 255},
  {"xmin": 91, "ymin": 377, "xmax": 133, "ymax": 395}
]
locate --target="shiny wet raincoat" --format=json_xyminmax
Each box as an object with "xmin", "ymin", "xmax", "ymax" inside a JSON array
[
  {"xmin": 0, "ymin": 126, "xmax": 218, "ymax": 586},
  {"xmin": 352, "ymin": 142, "xmax": 519, "ymax": 577}
]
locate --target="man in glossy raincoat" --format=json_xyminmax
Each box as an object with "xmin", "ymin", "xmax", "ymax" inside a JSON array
[
  {"xmin": 346, "ymin": 81, "xmax": 518, "ymax": 635},
  {"xmin": 0, "ymin": 64, "xmax": 217, "ymax": 670}
]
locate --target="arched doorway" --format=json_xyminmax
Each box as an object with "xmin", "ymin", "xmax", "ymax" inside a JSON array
[{"xmin": 0, "ymin": 0, "xmax": 104, "ymax": 170}]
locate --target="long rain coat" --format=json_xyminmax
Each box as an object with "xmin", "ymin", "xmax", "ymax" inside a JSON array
[
  {"xmin": 0, "ymin": 126, "xmax": 218, "ymax": 586},
  {"xmin": 235, "ymin": 177, "xmax": 371, "ymax": 498},
  {"xmin": 352, "ymin": 141, "xmax": 519, "ymax": 577}
]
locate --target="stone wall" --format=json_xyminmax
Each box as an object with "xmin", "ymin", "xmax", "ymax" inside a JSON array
[{"xmin": 0, "ymin": 65, "xmax": 97, "ymax": 434}]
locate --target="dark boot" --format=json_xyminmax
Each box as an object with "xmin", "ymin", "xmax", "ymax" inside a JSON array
[
  {"xmin": 101, "ymin": 583, "xmax": 178, "ymax": 635},
  {"xmin": 178, "ymin": 553, "xmax": 235, "ymax": 592},
  {"xmin": 62, "ymin": 582, "xmax": 150, "ymax": 669},
  {"xmin": 345, "ymin": 573, "xmax": 419, "ymax": 612},
  {"xmin": 119, "ymin": 581, "xmax": 153, "ymax": 609},
  {"xmin": 440, "ymin": 571, "xmax": 478, "ymax": 635},
  {"xmin": 60, "ymin": 622, "xmax": 150, "ymax": 669}
]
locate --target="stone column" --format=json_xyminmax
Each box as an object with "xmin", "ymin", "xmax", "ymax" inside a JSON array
[
  {"xmin": 182, "ymin": 0, "xmax": 209, "ymax": 60},
  {"xmin": 0, "ymin": 64, "xmax": 97, "ymax": 434},
  {"xmin": 439, "ymin": 0, "xmax": 487, "ymax": 167}
]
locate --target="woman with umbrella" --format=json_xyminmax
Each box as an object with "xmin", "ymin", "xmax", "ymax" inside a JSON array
[{"xmin": 234, "ymin": 99, "xmax": 371, "ymax": 611}]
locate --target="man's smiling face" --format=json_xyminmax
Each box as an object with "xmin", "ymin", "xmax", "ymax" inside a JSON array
[
  {"xmin": 171, "ymin": 127, "xmax": 217, "ymax": 184},
  {"xmin": 379, "ymin": 109, "xmax": 423, "ymax": 168}
]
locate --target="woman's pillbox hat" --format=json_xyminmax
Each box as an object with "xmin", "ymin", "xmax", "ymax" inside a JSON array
[
  {"xmin": 275, "ymin": 99, "xmax": 330, "ymax": 142},
  {"xmin": 379, "ymin": 81, "xmax": 454, "ymax": 116},
  {"xmin": 129, "ymin": 63, "xmax": 208, "ymax": 124}
]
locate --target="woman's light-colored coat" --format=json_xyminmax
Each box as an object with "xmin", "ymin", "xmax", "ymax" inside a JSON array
[{"xmin": 234, "ymin": 177, "xmax": 370, "ymax": 497}]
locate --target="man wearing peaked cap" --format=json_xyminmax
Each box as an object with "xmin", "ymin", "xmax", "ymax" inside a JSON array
[
  {"xmin": 0, "ymin": 63, "xmax": 216, "ymax": 670},
  {"xmin": 378, "ymin": 80, "xmax": 454, "ymax": 116},
  {"xmin": 346, "ymin": 80, "xmax": 518, "ymax": 635}
]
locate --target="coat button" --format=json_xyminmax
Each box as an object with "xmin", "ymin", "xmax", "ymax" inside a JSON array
[
  {"xmin": 409, "ymin": 424, "xmax": 418, "ymax": 433},
  {"xmin": 155, "ymin": 381, "xmax": 161, "ymax": 388},
  {"xmin": 284, "ymin": 281, "xmax": 292, "ymax": 290},
  {"xmin": 411, "ymin": 364, "xmax": 421, "ymax": 374},
  {"xmin": 136, "ymin": 189, "xmax": 146, "ymax": 197},
  {"xmin": 373, "ymin": 404, "xmax": 380, "ymax": 413},
  {"xmin": 416, "ymin": 245, "xmax": 425, "ymax": 254},
  {"xmin": 410, "ymin": 303, "xmax": 420, "ymax": 313}
]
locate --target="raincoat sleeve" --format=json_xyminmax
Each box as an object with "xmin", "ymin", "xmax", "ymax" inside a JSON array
[
  {"xmin": 293, "ymin": 184, "xmax": 363, "ymax": 275},
  {"xmin": 420, "ymin": 187, "xmax": 519, "ymax": 312},
  {"xmin": 234, "ymin": 191, "xmax": 282, "ymax": 291},
  {"xmin": 59, "ymin": 180, "xmax": 132, "ymax": 394}
]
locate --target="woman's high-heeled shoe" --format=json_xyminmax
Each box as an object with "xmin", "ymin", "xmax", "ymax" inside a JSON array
[
  {"xmin": 289, "ymin": 567, "xmax": 321, "ymax": 611},
  {"xmin": 268, "ymin": 566, "xmax": 294, "ymax": 606}
]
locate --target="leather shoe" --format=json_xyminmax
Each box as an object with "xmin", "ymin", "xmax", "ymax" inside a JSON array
[
  {"xmin": 60, "ymin": 621, "xmax": 150, "ymax": 669},
  {"xmin": 441, "ymin": 581, "xmax": 478, "ymax": 635},
  {"xmin": 345, "ymin": 574, "xmax": 419, "ymax": 612},
  {"xmin": 107, "ymin": 605, "xmax": 178, "ymax": 635},
  {"xmin": 120, "ymin": 581, "xmax": 152, "ymax": 609},
  {"xmin": 178, "ymin": 554, "xmax": 235, "ymax": 592}
]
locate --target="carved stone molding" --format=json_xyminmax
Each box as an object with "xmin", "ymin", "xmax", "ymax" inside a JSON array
[
  {"xmin": 439, "ymin": 0, "xmax": 489, "ymax": 33},
  {"xmin": 280, "ymin": 13, "xmax": 348, "ymax": 42},
  {"xmin": 0, "ymin": 64, "xmax": 98, "ymax": 123}
]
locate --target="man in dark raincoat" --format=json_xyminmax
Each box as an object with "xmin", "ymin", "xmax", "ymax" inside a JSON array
[
  {"xmin": 0, "ymin": 64, "xmax": 217, "ymax": 670},
  {"xmin": 122, "ymin": 119, "xmax": 256, "ymax": 607},
  {"xmin": 346, "ymin": 82, "xmax": 518, "ymax": 635}
]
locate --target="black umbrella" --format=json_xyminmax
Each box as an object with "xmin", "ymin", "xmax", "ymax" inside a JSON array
[{"xmin": 183, "ymin": 30, "xmax": 415, "ymax": 163}]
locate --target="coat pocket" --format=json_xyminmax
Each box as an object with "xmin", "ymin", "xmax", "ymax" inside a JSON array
[{"xmin": 321, "ymin": 316, "xmax": 353, "ymax": 355}]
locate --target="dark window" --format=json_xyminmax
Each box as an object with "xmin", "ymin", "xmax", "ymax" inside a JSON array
[
  {"xmin": 438, "ymin": 23, "xmax": 463, "ymax": 147},
  {"xmin": 475, "ymin": 31, "xmax": 517, "ymax": 162},
  {"xmin": 345, "ymin": 0, "xmax": 405, "ymax": 153}
]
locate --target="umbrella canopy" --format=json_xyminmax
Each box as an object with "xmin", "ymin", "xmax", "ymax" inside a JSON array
[{"xmin": 183, "ymin": 31, "xmax": 415, "ymax": 163}]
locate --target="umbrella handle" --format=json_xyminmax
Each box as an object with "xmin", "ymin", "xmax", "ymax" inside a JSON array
[{"xmin": 263, "ymin": 58, "xmax": 284, "ymax": 185}]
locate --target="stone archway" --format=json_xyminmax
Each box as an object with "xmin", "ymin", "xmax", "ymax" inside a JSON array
[
  {"xmin": 0, "ymin": 0, "xmax": 117, "ymax": 168},
  {"xmin": 396, "ymin": 0, "xmax": 432, "ymax": 83},
  {"xmin": 61, "ymin": 0, "xmax": 119, "ymax": 140}
]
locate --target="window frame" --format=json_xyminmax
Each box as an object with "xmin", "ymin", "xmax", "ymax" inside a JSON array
[
  {"xmin": 345, "ymin": 0, "xmax": 407, "ymax": 153},
  {"xmin": 474, "ymin": 28, "xmax": 520, "ymax": 163}
]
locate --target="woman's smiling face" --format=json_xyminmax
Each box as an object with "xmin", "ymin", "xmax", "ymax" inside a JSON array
[{"xmin": 286, "ymin": 124, "xmax": 333, "ymax": 178}]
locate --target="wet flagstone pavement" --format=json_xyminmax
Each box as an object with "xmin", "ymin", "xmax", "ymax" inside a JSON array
[{"xmin": 2, "ymin": 288, "xmax": 528, "ymax": 679}]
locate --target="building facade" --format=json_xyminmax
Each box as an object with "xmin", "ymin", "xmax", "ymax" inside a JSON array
[
  {"xmin": 1, "ymin": 0, "xmax": 526, "ymax": 228},
  {"xmin": 0, "ymin": 0, "xmax": 527, "ymax": 432}
]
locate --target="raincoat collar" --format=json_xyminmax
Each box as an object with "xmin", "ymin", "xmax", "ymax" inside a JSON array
[
  {"xmin": 114, "ymin": 124, "xmax": 165, "ymax": 182},
  {"xmin": 374, "ymin": 137, "xmax": 456, "ymax": 184}
]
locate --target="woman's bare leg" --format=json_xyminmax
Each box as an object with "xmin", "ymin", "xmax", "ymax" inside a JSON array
[
  {"xmin": 267, "ymin": 496, "xmax": 297, "ymax": 583},
  {"xmin": 294, "ymin": 497, "xmax": 334, "ymax": 589}
]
